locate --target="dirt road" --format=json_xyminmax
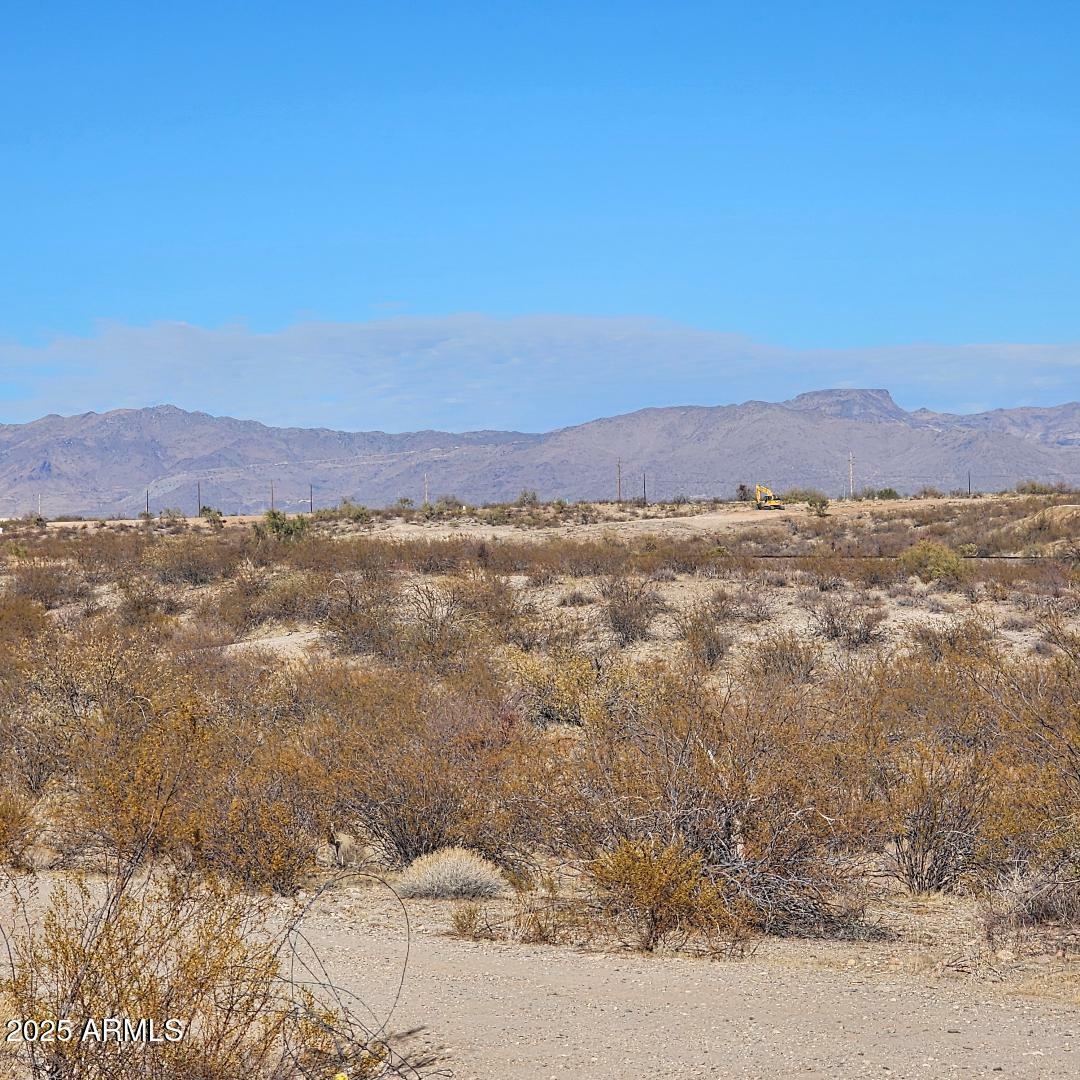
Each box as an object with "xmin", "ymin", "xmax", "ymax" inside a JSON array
[{"xmin": 303, "ymin": 893, "xmax": 1080, "ymax": 1080}]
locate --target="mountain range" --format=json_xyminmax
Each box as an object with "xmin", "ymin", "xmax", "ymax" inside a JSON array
[{"xmin": 2, "ymin": 389, "xmax": 1079, "ymax": 517}]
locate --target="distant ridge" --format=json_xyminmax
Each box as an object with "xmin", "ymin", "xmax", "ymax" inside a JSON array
[{"xmin": 2, "ymin": 390, "xmax": 1079, "ymax": 516}]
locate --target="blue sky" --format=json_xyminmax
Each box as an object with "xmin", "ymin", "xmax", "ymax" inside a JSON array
[{"xmin": 2, "ymin": 2, "xmax": 1078, "ymax": 429}]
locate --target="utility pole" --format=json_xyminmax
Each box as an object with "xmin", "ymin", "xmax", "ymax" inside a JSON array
[
  {"xmin": 848, "ymin": 452, "xmax": 855, "ymax": 499},
  {"xmin": 145, "ymin": 490, "xmax": 150, "ymax": 518},
  {"xmin": 967, "ymin": 471, "xmax": 972, "ymax": 496},
  {"xmin": 616, "ymin": 458, "xmax": 622, "ymax": 502},
  {"xmin": 642, "ymin": 471, "xmax": 647, "ymax": 506},
  {"xmin": 309, "ymin": 484, "xmax": 314, "ymax": 514},
  {"xmin": 270, "ymin": 480, "xmax": 275, "ymax": 512},
  {"xmin": 197, "ymin": 480, "xmax": 202, "ymax": 516},
  {"xmin": 423, "ymin": 473, "xmax": 429, "ymax": 506}
]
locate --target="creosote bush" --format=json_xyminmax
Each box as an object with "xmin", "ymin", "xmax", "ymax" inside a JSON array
[{"xmin": 899, "ymin": 540, "xmax": 969, "ymax": 587}]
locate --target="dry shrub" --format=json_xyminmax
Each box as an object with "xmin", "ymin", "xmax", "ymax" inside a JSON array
[
  {"xmin": 674, "ymin": 604, "xmax": 734, "ymax": 669},
  {"xmin": 320, "ymin": 674, "xmax": 540, "ymax": 867},
  {"xmin": 734, "ymin": 585, "xmax": 774, "ymax": 623},
  {"xmin": 116, "ymin": 573, "xmax": 184, "ymax": 626},
  {"xmin": 1038, "ymin": 615, "xmax": 1080, "ymax": 665},
  {"xmin": 600, "ymin": 576, "xmax": 663, "ymax": 645},
  {"xmin": 504, "ymin": 647, "xmax": 603, "ymax": 726},
  {"xmin": 30, "ymin": 635, "xmax": 322, "ymax": 894},
  {"xmin": 879, "ymin": 741, "xmax": 991, "ymax": 894},
  {"xmin": 0, "ymin": 627, "xmax": 172, "ymax": 796},
  {"xmin": 0, "ymin": 595, "xmax": 47, "ymax": 651},
  {"xmin": 199, "ymin": 754, "xmax": 322, "ymax": 895},
  {"xmin": 397, "ymin": 847, "xmax": 506, "ymax": 899},
  {"xmin": 213, "ymin": 569, "xmax": 329, "ymax": 634},
  {"xmin": 0, "ymin": 872, "xmax": 411, "ymax": 1079},
  {"xmin": 396, "ymin": 582, "xmax": 484, "ymax": 670},
  {"xmin": 980, "ymin": 868, "xmax": 1080, "ymax": 947},
  {"xmin": 146, "ymin": 535, "xmax": 237, "ymax": 584},
  {"xmin": 324, "ymin": 577, "xmax": 399, "ymax": 656},
  {"xmin": 547, "ymin": 670, "xmax": 860, "ymax": 938},
  {"xmin": 749, "ymin": 631, "xmax": 821, "ymax": 683},
  {"xmin": 808, "ymin": 595, "xmax": 886, "ymax": 649},
  {"xmin": 450, "ymin": 571, "xmax": 522, "ymax": 619},
  {"xmin": 200, "ymin": 563, "xmax": 271, "ymax": 632},
  {"xmin": 909, "ymin": 616, "xmax": 995, "ymax": 661},
  {"xmin": 326, "ymin": 578, "xmax": 485, "ymax": 672},
  {"xmin": 526, "ymin": 564, "xmax": 559, "ymax": 587},
  {"xmin": 589, "ymin": 838, "xmax": 742, "ymax": 952},
  {"xmin": 0, "ymin": 786, "xmax": 37, "ymax": 866},
  {"xmin": 8, "ymin": 559, "xmax": 87, "ymax": 609},
  {"xmin": 701, "ymin": 587, "xmax": 740, "ymax": 620}
]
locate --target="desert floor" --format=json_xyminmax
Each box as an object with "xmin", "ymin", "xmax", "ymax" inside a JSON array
[{"xmin": 297, "ymin": 880, "xmax": 1080, "ymax": 1079}]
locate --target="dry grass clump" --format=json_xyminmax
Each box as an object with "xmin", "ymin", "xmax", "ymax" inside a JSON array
[{"xmin": 397, "ymin": 847, "xmax": 507, "ymax": 899}]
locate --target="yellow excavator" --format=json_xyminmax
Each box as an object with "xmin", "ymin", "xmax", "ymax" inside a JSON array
[{"xmin": 755, "ymin": 484, "xmax": 785, "ymax": 510}]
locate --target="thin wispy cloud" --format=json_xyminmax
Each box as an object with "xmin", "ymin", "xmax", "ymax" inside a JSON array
[{"xmin": 1, "ymin": 315, "xmax": 1077, "ymax": 431}]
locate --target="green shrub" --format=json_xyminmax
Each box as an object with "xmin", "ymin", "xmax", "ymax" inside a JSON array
[{"xmin": 899, "ymin": 541, "xmax": 968, "ymax": 586}]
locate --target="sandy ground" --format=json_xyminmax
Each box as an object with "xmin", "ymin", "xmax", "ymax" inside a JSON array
[{"xmin": 297, "ymin": 885, "xmax": 1080, "ymax": 1079}]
